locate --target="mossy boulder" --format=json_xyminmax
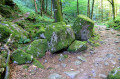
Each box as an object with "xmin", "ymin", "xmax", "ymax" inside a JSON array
[
  {"xmin": 45, "ymin": 22, "xmax": 75, "ymax": 53},
  {"xmin": 33, "ymin": 26, "xmax": 46, "ymax": 39},
  {"xmin": 26, "ymin": 39, "xmax": 47, "ymax": 58},
  {"xmin": 72, "ymin": 15, "xmax": 94, "ymax": 41},
  {"xmin": 67, "ymin": 40, "xmax": 87, "ymax": 52},
  {"xmin": 0, "ymin": 21, "xmax": 28, "ymax": 41},
  {"xmin": 11, "ymin": 49, "xmax": 33, "ymax": 65},
  {"xmin": 107, "ymin": 67, "xmax": 120, "ymax": 79}
]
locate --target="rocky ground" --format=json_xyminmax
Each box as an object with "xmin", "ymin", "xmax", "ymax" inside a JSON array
[{"xmin": 10, "ymin": 25, "xmax": 120, "ymax": 79}]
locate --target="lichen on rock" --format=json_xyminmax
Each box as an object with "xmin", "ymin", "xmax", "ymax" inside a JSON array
[
  {"xmin": 107, "ymin": 67, "xmax": 120, "ymax": 79},
  {"xmin": 0, "ymin": 21, "xmax": 28, "ymax": 41},
  {"xmin": 72, "ymin": 14, "xmax": 94, "ymax": 41},
  {"xmin": 11, "ymin": 49, "xmax": 33, "ymax": 65},
  {"xmin": 45, "ymin": 22, "xmax": 75, "ymax": 53},
  {"xmin": 26, "ymin": 39, "xmax": 47, "ymax": 58},
  {"xmin": 67, "ymin": 40, "xmax": 87, "ymax": 52}
]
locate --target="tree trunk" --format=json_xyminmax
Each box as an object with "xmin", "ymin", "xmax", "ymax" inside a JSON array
[
  {"xmin": 42, "ymin": 0, "xmax": 45, "ymax": 12},
  {"xmin": 91, "ymin": 0, "xmax": 95, "ymax": 19},
  {"xmin": 77, "ymin": 0, "xmax": 79, "ymax": 15},
  {"xmin": 51, "ymin": 0, "xmax": 52, "ymax": 16},
  {"xmin": 40, "ymin": 0, "xmax": 43, "ymax": 16},
  {"xmin": 46, "ymin": 0, "xmax": 48, "ymax": 13},
  {"xmin": 60, "ymin": 0, "xmax": 63, "ymax": 15},
  {"xmin": 87, "ymin": 0, "xmax": 90, "ymax": 18},
  {"xmin": 112, "ymin": 0, "xmax": 115, "ymax": 20},
  {"xmin": 34, "ymin": 0, "xmax": 38, "ymax": 13},
  {"xmin": 101, "ymin": 0, "xmax": 103, "ymax": 22},
  {"xmin": 52, "ymin": 0, "xmax": 63, "ymax": 22}
]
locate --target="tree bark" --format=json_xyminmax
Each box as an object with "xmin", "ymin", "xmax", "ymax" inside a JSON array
[
  {"xmin": 101, "ymin": 0, "xmax": 103, "ymax": 21},
  {"xmin": 77, "ymin": 0, "xmax": 79, "ymax": 15},
  {"xmin": 107, "ymin": 0, "xmax": 115, "ymax": 20},
  {"xmin": 46, "ymin": 0, "xmax": 48, "ymax": 13},
  {"xmin": 52, "ymin": 0, "xmax": 63, "ymax": 22},
  {"xmin": 87, "ymin": 0, "xmax": 90, "ymax": 18},
  {"xmin": 91, "ymin": 0, "xmax": 95, "ymax": 19},
  {"xmin": 40, "ymin": 0, "xmax": 43, "ymax": 16},
  {"xmin": 60, "ymin": 0, "xmax": 63, "ymax": 15},
  {"xmin": 34, "ymin": 0, "xmax": 38, "ymax": 13},
  {"xmin": 51, "ymin": 0, "xmax": 52, "ymax": 16}
]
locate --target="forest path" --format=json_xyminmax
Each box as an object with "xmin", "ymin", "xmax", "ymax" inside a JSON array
[{"xmin": 10, "ymin": 25, "xmax": 120, "ymax": 79}]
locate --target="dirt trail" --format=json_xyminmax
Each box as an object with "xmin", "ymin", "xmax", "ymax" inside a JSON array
[{"xmin": 10, "ymin": 25, "xmax": 120, "ymax": 79}]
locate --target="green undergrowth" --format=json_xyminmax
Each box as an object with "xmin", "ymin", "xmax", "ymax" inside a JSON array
[
  {"xmin": 88, "ymin": 28, "xmax": 100, "ymax": 47},
  {"xmin": 106, "ymin": 16, "xmax": 120, "ymax": 30}
]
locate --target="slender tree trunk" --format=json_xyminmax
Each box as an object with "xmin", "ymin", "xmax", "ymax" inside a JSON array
[
  {"xmin": 34, "ymin": 0, "xmax": 38, "ymax": 13},
  {"xmin": 101, "ymin": 0, "xmax": 103, "ymax": 22},
  {"xmin": 77, "ymin": 0, "xmax": 79, "ymax": 15},
  {"xmin": 87, "ymin": 0, "xmax": 90, "ymax": 18},
  {"xmin": 40, "ymin": 0, "xmax": 43, "ymax": 16},
  {"xmin": 91, "ymin": 0, "xmax": 95, "ymax": 19},
  {"xmin": 60, "ymin": 0, "xmax": 63, "ymax": 15},
  {"xmin": 112, "ymin": 0, "xmax": 115, "ymax": 20},
  {"xmin": 51, "ymin": 0, "xmax": 52, "ymax": 16},
  {"xmin": 42, "ymin": 0, "xmax": 45, "ymax": 12},
  {"xmin": 52, "ymin": 0, "xmax": 63, "ymax": 22},
  {"xmin": 116, "ymin": 5, "xmax": 117, "ymax": 17},
  {"xmin": 46, "ymin": 0, "xmax": 48, "ymax": 13}
]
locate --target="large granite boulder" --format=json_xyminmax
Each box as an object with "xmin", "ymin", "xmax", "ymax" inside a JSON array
[
  {"xmin": 11, "ymin": 49, "xmax": 33, "ymax": 65},
  {"xmin": 72, "ymin": 15, "xmax": 94, "ymax": 41},
  {"xmin": 107, "ymin": 67, "xmax": 120, "ymax": 79},
  {"xmin": 0, "ymin": 21, "xmax": 28, "ymax": 41},
  {"xmin": 45, "ymin": 22, "xmax": 75, "ymax": 53},
  {"xmin": 26, "ymin": 39, "xmax": 47, "ymax": 58},
  {"xmin": 67, "ymin": 40, "xmax": 87, "ymax": 52}
]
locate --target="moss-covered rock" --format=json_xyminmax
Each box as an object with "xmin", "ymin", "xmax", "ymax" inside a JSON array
[
  {"xmin": 11, "ymin": 49, "xmax": 33, "ymax": 65},
  {"xmin": 26, "ymin": 39, "xmax": 47, "ymax": 58},
  {"xmin": 107, "ymin": 67, "xmax": 120, "ymax": 79},
  {"xmin": 0, "ymin": 21, "xmax": 28, "ymax": 41},
  {"xmin": 33, "ymin": 26, "xmax": 46, "ymax": 39},
  {"xmin": 45, "ymin": 22, "xmax": 75, "ymax": 53},
  {"xmin": 32, "ymin": 58, "xmax": 44, "ymax": 68},
  {"xmin": 67, "ymin": 40, "xmax": 87, "ymax": 52},
  {"xmin": 72, "ymin": 15, "xmax": 94, "ymax": 41}
]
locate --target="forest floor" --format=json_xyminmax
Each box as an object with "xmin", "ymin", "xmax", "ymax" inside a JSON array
[{"xmin": 10, "ymin": 25, "xmax": 120, "ymax": 79}]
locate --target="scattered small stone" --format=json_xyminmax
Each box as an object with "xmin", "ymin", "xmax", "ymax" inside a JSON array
[
  {"xmin": 105, "ymin": 28, "xmax": 110, "ymax": 30},
  {"xmin": 59, "ymin": 54, "xmax": 65, "ymax": 61},
  {"xmin": 77, "ymin": 56, "xmax": 87, "ymax": 62},
  {"xmin": 114, "ymin": 40, "xmax": 120, "ymax": 43},
  {"xmin": 44, "ymin": 60, "xmax": 48, "ymax": 63},
  {"xmin": 48, "ymin": 73, "xmax": 62, "ymax": 79},
  {"xmin": 99, "ymin": 41, "xmax": 104, "ymax": 44},
  {"xmin": 106, "ymin": 54, "xmax": 114, "ymax": 59},
  {"xmin": 61, "ymin": 63, "xmax": 67, "ymax": 68},
  {"xmin": 89, "ymin": 51, "xmax": 95, "ymax": 54},
  {"xmin": 64, "ymin": 71, "xmax": 80, "ymax": 79},
  {"xmin": 91, "ymin": 69, "xmax": 96, "ymax": 77},
  {"xmin": 104, "ymin": 62, "xmax": 109, "ymax": 66},
  {"xmin": 110, "ymin": 60, "xmax": 116, "ymax": 65},
  {"xmin": 99, "ymin": 74, "xmax": 107, "ymax": 79},
  {"xmin": 75, "ymin": 60, "xmax": 82, "ymax": 65}
]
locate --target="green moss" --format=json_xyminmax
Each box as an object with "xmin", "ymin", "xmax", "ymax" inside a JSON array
[
  {"xmin": 23, "ymin": 65, "xmax": 29, "ymax": 69},
  {"xmin": 45, "ymin": 22, "xmax": 75, "ymax": 53},
  {"xmin": 11, "ymin": 49, "xmax": 33, "ymax": 65},
  {"xmin": 33, "ymin": 26, "xmax": 46, "ymax": 38},
  {"xmin": 67, "ymin": 40, "xmax": 87, "ymax": 52},
  {"xmin": 72, "ymin": 14, "xmax": 94, "ymax": 40},
  {"xmin": 107, "ymin": 67, "xmax": 120, "ymax": 79},
  {"xmin": 63, "ymin": 54, "xmax": 68, "ymax": 58},
  {"xmin": 0, "ymin": 21, "xmax": 29, "ymax": 41},
  {"xmin": 26, "ymin": 39, "xmax": 47, "ymax": 58},
  {"xmin": 32, "ymin": 58, "xmax": 44, "ymax": 68},
  {"xmin": 0, "ymin": 24, "xmax": 11, "ymax": 41}
]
